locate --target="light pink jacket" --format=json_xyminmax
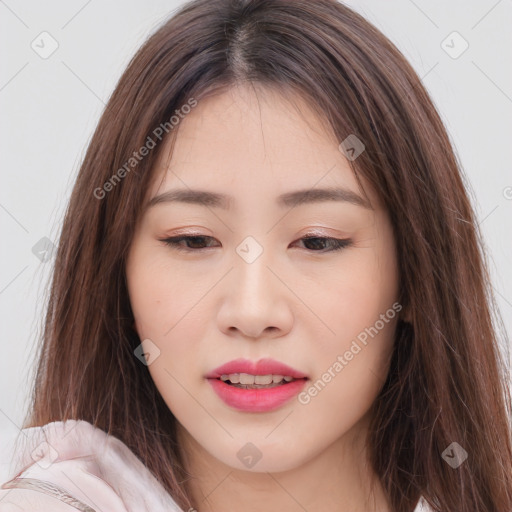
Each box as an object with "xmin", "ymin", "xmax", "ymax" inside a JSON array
[{"xmin": 0, "ymin": 420, "xmax": 430, "ymax": 511}]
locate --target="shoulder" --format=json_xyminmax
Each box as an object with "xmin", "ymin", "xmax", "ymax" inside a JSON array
[
  {"xmin": 0, "ymin": 476, "xmax": 107, "ymax": 511},
  {"xmin": 0, "ymin": 420, "xmax": 184, "ymax": 512}
]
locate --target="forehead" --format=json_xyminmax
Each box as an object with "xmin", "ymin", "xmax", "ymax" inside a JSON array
[{"xmin": 147, "ymin": 84, "xmax": 376, "ymax": 210}]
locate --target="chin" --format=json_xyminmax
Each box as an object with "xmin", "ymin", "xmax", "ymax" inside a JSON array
[{"xmin": 206, "ymin": 439, "xmax": 312, "ymax": 474}]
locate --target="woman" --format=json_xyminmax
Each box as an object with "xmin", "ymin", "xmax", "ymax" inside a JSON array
[{"xmin": 1, "ymin": 0, "xmax": 511, "ymax": 511}]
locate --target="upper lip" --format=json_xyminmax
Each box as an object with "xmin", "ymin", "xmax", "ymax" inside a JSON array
[{"xmin": 205, "ymin": 358, "xmax": 308, "ymax": 379}]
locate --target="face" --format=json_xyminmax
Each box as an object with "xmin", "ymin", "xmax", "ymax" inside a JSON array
[{"xmin": 126, "ymin": 84, "xmax": 400, "ymax": 473}]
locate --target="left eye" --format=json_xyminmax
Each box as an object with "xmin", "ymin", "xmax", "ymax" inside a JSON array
[{"xmin": 159, "ymin": 235, "xmax": 352, "ymax": 253}]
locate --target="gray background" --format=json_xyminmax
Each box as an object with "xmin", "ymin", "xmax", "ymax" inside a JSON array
[{"xmin": 1, "ymin": 0, "xmax": 511, "ymax": 482}]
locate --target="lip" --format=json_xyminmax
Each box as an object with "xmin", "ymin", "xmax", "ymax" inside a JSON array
[
  {"xmin": 205, "ymin": 358, "xmax": 308, "ymax": 380},
  {"xmin": 205, "ymin": 358, "xmax": 308, "ymax": 413}
]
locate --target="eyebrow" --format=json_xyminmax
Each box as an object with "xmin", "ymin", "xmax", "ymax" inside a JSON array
[{"xmin": 146, "ymin": 187, "xmax": 372, "ymax": 211}]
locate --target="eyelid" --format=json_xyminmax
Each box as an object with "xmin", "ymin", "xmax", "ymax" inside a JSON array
[{"xmin": 301, "ymin": 229, "xmax": 337, "ymax": 238}]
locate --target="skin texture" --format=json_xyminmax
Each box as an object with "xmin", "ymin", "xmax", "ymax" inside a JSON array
[{"xmin": 125, "ymin": 83, "xmax": 401, "ymax": 512}]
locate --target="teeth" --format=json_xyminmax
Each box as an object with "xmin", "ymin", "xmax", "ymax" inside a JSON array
[
  {"xmin": 239, "ymin": 373, "xmax": 254, "ymax": 385},
  {"xmin": 219, "ymin": 373, "xmax": 296, "ymax": 385},
  {"xmin": 255, "ymin": 375, "xmax": 273, "ymax": 385}
]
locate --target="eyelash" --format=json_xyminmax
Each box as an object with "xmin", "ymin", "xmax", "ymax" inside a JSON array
[{"xmin": 159, "ymin": 235, "xmax": 352, "ymax": 253}]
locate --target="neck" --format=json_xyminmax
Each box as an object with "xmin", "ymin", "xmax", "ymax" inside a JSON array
[{"xmin": 177, "ymin": 412, "xmax": 391, "ymax": 512}]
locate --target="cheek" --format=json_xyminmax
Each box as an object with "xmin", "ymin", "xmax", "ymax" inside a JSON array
[
  {"xmin": 126, "ymin": 241, "xmax": 194, "ymax": 338},
  {"xmin": 297, "ymin": 311, "xmax": 397, "ymax": 442},
  {"xmin": 127, "ymin": 248, "xmax": 206, "ymax": 421},
  {"xmin": 301, "ymin": 235, "xmax": 399, "ymax": 410},
  {"xmin": 317, "ymin": 243, "xmax": 399, "ymax": 348},
  {"xmin": 126, "ymin": 239, "xmax": 206, "ymax": 360}
]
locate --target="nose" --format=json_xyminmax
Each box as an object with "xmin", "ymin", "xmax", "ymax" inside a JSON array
[{"xmin": 216, "ymin": 250, "xmax": 294, "ymax": 340}]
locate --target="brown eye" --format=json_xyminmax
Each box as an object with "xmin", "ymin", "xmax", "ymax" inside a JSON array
[
  {"xmin": 160, "ymin": 235, "xmax": 219, "ymax": 251},
  {"xmin": 293, "ymin": 236, "xmax": 352, "ymax": 252}
]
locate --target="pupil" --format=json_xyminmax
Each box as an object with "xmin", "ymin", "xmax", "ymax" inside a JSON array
[{"xmin": 304, "ymin": 237, "xmax": 326, "ymax": 250}]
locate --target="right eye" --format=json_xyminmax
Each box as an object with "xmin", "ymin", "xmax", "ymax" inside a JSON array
[{"xmin": 159, "ymin": 235, "xmax": 219, "ymax": 252}]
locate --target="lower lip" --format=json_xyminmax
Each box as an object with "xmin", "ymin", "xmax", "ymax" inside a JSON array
[{"xmin": 207, "ymin": 378, "xmax": 307, "ymax": 412}]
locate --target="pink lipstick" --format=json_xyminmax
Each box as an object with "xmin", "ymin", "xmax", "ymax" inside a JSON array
[{"xmin": 205, "ymin": 358, "xmax": 308, "ymax": 413}]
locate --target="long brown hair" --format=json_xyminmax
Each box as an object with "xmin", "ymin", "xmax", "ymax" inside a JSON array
[{"xmin": 24, "ymin": 1, "xmax": 512, "ymax": 511}]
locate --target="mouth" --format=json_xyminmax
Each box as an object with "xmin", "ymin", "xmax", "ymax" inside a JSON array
[
  {"xmin": 205, "ymin": 358, "xmax": 309, "ymax": 412},
  {"xmin": 218, "ymin": 373, "xmax": 304, "ymax": 389}
]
